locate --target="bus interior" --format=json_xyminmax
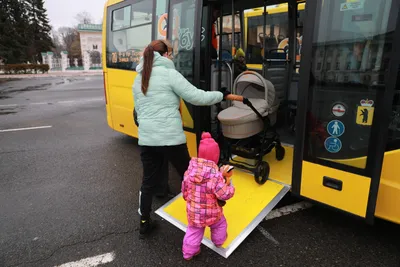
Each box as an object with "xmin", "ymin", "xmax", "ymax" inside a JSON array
[{"xmin": 201, "ymin": 0, "xmax": 306, "ymax": 187}]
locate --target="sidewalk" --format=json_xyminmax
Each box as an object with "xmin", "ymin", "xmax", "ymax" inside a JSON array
[{"xmin": 0, "ymin": 70, "xmax": 103, "ymax": 79}]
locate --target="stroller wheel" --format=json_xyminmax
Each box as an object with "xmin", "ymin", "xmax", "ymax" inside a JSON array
[
  {"xmin": 275, "ymin": 145, "xmax": 285, "ymax": 161},
  {"xmin": 254, "ymin": 161, "xmax": 270, "ymax": 185}
]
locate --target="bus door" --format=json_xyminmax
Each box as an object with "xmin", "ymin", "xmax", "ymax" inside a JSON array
[
  {"xmin": 209, "ymin": 6, "xmax": 243, "ymax": 142},
  {"xmin": 166, "ymin": 0, "xmax": 204, "ymax": 156},
  {"xmin": 293, "ymin": 0, "xmax": 400, "ymax": 223}
]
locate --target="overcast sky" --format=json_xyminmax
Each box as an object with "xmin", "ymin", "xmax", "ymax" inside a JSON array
[{"xmin": 44, "ymin": 0, "xmax": 108, "ymax": 30}]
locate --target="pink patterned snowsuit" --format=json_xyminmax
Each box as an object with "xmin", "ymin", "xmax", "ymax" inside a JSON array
[{"xmin": 181, "ymin": 157, "xmax": 235, "ymax": 259}]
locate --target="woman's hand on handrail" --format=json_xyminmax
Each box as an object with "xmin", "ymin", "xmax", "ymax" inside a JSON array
[
  {"xmin": 219, "ymin": 87, "xmax": 245, "ymax": 102},
  {"xmin": 219, "ymin": 87, "xmax": 231, "ymax": 99}
]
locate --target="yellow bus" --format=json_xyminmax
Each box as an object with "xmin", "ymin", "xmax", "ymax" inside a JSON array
[{"xmin": 103, "ymin": 0, "xmax": 400, "ymax": 258}]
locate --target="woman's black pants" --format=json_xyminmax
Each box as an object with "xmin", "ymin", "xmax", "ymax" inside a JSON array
[{"xmin": 138, "ymin": 144, "xmax": 191, "ymax": 218}]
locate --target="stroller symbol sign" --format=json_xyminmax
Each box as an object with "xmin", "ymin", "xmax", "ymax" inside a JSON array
[
  {"xmin": 325, "ymin": 137, "xmax": 342, "ymax": 153},
  {"xmin": 327, "ymin": 120, "xmax": 345, "ymax": 137}
]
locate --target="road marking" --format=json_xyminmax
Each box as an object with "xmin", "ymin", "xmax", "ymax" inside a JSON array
[
  {"xmin": 265, "ymin": 201, "xmax": 313, "ymax": 221},
  {"xmin": 55, "ymin": 252, "xmax": 115, "ymax": 267},
  {"xmin": 0, "ymin": 98, "xmax": 104, "ymax": 108},
  {"xmin": 0, "ymin": 125, "xmax": 52, "ymax": 133},
  {"xmin": 257, "ymin": 202, "xmax": 312, "ymax": 245},
  {"xmin": 257, "ymin": 226, "xmax": 280, "ymax": 245},
  {"xmin": 0, "ymin": 104, "xmax": 17, "ymax": 108},
  {"xmin": 59, "ymin": 98, "xmax": 103, "ymax": 103}
]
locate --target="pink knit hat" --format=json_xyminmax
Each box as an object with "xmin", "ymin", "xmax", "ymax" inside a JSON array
[{"xmin": 198, "ymin": 132, "xmax": 220, "ymax": 164}]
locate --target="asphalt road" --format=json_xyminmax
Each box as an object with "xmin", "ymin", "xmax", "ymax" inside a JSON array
[{"xmin": 0, "ymin": 76, "xmax": 399, "ymax": 267}]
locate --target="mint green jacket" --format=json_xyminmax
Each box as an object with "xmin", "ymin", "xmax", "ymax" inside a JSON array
[{"xmin": 133, "ymin": 52, "xmax": 223, "ymax": 146}]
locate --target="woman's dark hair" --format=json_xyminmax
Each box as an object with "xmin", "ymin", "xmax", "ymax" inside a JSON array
[{"xmin": 141, "ymin": 40, "xmax": 170, "ymax": 95}]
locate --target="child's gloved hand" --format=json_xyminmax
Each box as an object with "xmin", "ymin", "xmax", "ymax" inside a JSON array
[
  {"xmin": 220, "ymin": 165, "xmax": 233, "ymax": 185},
  {"xmin": 217, "ymin": 199, "xmax": 226, "ymax": 207}
]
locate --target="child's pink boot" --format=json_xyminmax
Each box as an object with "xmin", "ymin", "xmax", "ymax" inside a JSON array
[{"xmin": 183, "ymin": 249, "xmax": 201, "ymax": 261}]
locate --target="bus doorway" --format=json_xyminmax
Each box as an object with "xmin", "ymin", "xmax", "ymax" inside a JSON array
[{"xmin": 238, "ymin": 0, "xmax": 306, "ymax": 187}]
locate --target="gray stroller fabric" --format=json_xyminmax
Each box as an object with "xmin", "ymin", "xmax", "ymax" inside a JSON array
[{"xmin": 217, "ymin": 71, "xmax": 278, "ymax": 139}]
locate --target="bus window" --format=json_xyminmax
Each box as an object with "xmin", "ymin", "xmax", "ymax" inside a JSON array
[
  {"xmin": 112, "ymin": 5, "xmax": 131, "ymax": 31},
  {"xmin": 245, "ymin": 3, "xmax": 305, "ymax": 68},
  {"xmin": 106, "ymin": 0, "xmax": 153, "ymax": 70},
  {"xmin": 245, "ymin": 5, "xmax": 289, "ymax": 64},
  {"xmin": 303, "ymin": 0, "xmax": 395, "ymax": 169},
  {"xmin": 387, "ymin": 71, "xmax": 400, "ymax": 151},
  {"xmin": 296, "ymin": 2, "xmax": 306, "ymax": 72},
  {"xmin": 154, "ymin": 0, "xmax": 168, "ymax": 40},
  {"xmin": 169, "ymin": 0, "xmax": 198, "ymax": 129},
  {"xmin": 169, "ymin": 0, "xmax": 197, "ymax": 83},
  {"xmin": 216, "ymin": 14, "xmax": 242, "ymax": 57},
  {"xmin": 296, "ymin": 2, "xmax": 305, "ymax": 28}
]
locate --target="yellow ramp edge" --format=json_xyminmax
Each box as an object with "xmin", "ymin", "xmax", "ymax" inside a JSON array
[{"xmin": 155, "ymin": 169, "xmax": 290, "ymax": 258}]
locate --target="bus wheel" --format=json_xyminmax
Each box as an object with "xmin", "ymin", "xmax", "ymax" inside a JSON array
[
  {"xmin": 276, "ymin": 145, "xmax": 285, "ymax": 161},
  {"xmin": 254, "ymin": 161, "xmax": 269, "ymax": 185}
]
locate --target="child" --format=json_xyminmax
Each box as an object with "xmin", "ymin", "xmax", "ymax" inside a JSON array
[
  {"xmin": 181, "ymin": 132, "xmax": 235, "ymax": 260},
  {"xmin": 233, "ymin": 48, "xmax": 248, "ymax": 79}
]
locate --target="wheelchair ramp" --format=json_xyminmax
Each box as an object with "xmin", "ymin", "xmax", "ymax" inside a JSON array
[{"xmin": 155, "ymin": 169, "xmax": 290, "ymax": 258}]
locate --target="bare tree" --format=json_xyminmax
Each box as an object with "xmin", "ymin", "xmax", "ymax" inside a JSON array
[
  {"xmin": 58, "ymin": 27, "xmax": 78, "ymax": 54},
  {"xmin": 75, "ymin": 11, "xmax": 93, "ymax": 24},
  {"xmin": 51, "ymin": 28, "xmax": 65, "ymax": 54}
]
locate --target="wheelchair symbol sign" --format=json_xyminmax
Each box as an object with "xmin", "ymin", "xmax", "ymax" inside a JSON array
[
  {"xmin": 327, "ymin": 120, "xmax": 345, "ymax": 137},
  {"xmin": 325, "ymin": 137, "xmax": 342, "ymax": 153}
]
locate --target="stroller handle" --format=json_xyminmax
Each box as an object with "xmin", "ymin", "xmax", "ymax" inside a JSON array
[{"xmin": 225, "ymin": 94, "xmax": 244, "ymax": 102}]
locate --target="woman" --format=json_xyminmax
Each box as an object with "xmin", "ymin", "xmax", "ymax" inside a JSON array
[{"xmin": 133, "ymin": 40, "xmax": 227, "ymax": 239}]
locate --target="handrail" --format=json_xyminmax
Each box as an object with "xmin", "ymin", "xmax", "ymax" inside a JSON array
[{"xmin": 225, "ymin": 94, "xmax": 244, "ymax": 102}]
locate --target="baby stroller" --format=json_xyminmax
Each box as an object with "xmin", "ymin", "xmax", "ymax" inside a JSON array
[{"xmin": 217, "ymin": 71, "xmax": 285, "ymax": 185}]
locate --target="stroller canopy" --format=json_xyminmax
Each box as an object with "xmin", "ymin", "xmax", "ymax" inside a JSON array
[
  {"xmin": 217, "ymin": 71, "xmax": 278, "ymax": 139},
  {"xmin": 233, "ymin": 71, "xmax": 276, "ymax": 110}
]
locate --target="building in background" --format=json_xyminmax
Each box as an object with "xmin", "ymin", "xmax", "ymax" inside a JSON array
[{"xmin": 77, "ymin": 24, "xmax": 103, "ymax": 68}]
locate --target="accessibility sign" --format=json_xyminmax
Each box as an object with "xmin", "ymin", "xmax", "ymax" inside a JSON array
[
  {"xmin": 340, "ymin": 1, "xmax": 364, "ymax": 11},
  {"xmin": 325, "ymin": 137, "xmax": 342, "ymax": 153},
  {"xmin": 327, "ymin": 120, "xmax": 345, "ymax": 137}
]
